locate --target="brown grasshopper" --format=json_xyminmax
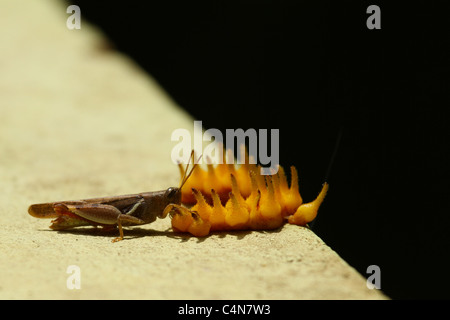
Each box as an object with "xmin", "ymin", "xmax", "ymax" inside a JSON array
[{"xmin": 28, "ymin": 154, "xmax": 198, "ymax": 242}]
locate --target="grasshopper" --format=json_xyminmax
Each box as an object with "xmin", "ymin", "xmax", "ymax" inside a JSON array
[{"xmin": 28, "ymin": 154, "xmax": 198, "ymax": 242}]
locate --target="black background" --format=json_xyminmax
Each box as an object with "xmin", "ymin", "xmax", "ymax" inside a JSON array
[{"xmin": 69, "ymin": 0, "xmax": 450, "ymax": 299}]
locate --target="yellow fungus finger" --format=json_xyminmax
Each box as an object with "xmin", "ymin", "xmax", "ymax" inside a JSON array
[
  {"xmin": 170, "ymin": 206, "xmax": 194, "ymax": 232},
  {"xmin": 258, "ymin": 176, "xmax": 282, "ymax": 220},
  {"xmin": 208, "ymin": 189, "xmax": 228, "ymax": 229},
  {"xmin": 288, "ymin": 182, "xmax": 329, "ymax": 226},
  {"xmin": 228, "ymin": 174, "xmax": 248, "ymax": 209},
  {"xmin": 282, "ymin": 166, "xmax": 303, "ymax": 215},
  {"xmin": 187, "ymin": 212, "xmax": 211, "ymax": 237},
  {"xmin": 191, "ymin": 188, "xmax": 212, "ymax": 220},
  {"xmin": 225, "ymin": 192, "xmax": 250, "ymax": 227},
  {"xmin": 168, "ymin": 204, "xmax": 211, "ymax": 236}
]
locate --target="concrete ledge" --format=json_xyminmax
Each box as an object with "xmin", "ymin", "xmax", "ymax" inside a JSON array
[{"xmin": 0, "ymin": 0, "xmax": 387, "ymax": 299}]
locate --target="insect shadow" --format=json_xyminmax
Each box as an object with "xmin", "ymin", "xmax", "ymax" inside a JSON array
[
  {"xmin": 41, "ymin": 225, "xmax": 271, "ymax": 242},
  {"xmin": 41, "ymin": 226, "xmax": 170, "ymax": 241}
]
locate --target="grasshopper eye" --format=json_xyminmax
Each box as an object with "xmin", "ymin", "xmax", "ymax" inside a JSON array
[{"xmin": 165, "ymin": 187, "xmax": 178, "ymax": 198}]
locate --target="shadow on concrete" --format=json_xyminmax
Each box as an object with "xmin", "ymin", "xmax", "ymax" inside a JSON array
[{"xmin": 41, "ymin": 224, "xmax": 286, "ymax": 242}]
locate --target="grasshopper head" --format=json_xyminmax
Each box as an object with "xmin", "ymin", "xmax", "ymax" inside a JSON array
[{"xmin": 164, "ymin": 187, "xmax": 181, "ymax": 206}]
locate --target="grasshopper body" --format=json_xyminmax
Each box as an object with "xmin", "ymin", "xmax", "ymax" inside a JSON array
[
  {"xmin": 28, "ymin": 188, "xmax": 181, "ymax": 242},
  {"xmin": 29, "ymin": 152, "xmax": 198, "ymax": 242}
]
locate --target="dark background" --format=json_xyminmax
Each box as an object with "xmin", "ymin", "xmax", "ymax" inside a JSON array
[{"xmin": 69, "ymin": 0, "xmax": 450, "ymax": 299}]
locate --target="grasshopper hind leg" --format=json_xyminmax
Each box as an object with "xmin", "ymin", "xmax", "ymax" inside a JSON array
[
  {"xmin": 112, "ymin": 219, "xmax": 124, "ymax": 243},
  {"xmin": 53, "ymin": 202, "xmax": 146, "ymax": 242},
  {"xmin": 111, "ymin": 199, "xmax": 147, "ymax": 242}
]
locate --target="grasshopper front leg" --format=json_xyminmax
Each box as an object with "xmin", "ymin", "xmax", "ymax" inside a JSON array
[{"xmin": 53, "ymin": 199, "xmax": 146, "ymax": 242}]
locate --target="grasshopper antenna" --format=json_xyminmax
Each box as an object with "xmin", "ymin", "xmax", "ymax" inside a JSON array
[
  {"xmin": 179, "ymin": 150, "xmax": 202, "ymax": 190},
  {"xmin": 179, "ymin": 151, "xmax": 192, "ymax": 188},
  {"xmin": 310, "ymin": 127, "xmax": 343, "ymax": 230}
]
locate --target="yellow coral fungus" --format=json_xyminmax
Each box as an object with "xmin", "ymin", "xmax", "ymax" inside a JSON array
[{"xmin": 169, "ymin": 152, "xmax": 328, "ymax": 237}]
